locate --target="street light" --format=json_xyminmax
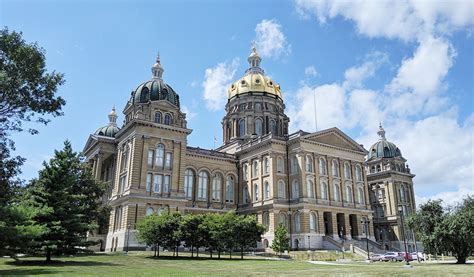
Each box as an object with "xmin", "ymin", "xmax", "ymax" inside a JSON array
[
  {"xmin": 398, "ymin": 206, "xmax": 410, "ymax": 266},
  {"xmin": 125, "ymin": 223, "xmax": 131, "ymax": 255},
  {"xmin": 361, "ymin": 218, "xmax": 370, "ymax": 260},
  {"xmin": 339, "ymin": 226, "xmax": 345, "ymax": 259}
]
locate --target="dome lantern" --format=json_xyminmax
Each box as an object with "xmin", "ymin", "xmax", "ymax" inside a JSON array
[
  {"xmin": 94, "ymin": 106, "xmax": 120, "ymax": 138},
  {"xmin": 367, "ymin": 124, "xmax": 402, "ymax": 159},
  {"xmin": 245, "ymin": 43, "xmax": 263, "ymax": 75},
  {"xmin": 108, "ymin": 106, "xmax": 118, "ymax": 126},
  {"xmin": 377, "ymin": 122, "xmax": 386, "ymax": 140},
  {"xmin": 151, "ymin": 52, "xmax": 164, "ymax": 80}
]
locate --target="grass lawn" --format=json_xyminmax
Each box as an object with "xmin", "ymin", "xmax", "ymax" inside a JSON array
[{"xmin": 0, "ymin": 251, "xmax": 473, "ymax": 276}]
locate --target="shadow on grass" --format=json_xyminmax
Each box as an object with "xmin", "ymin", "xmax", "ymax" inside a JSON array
[
  {"xmin": 143, "ymin": 255, "xmax": 277, "ymax": 262},
  {"xmin": 5, "ymin": 260, "xmax": 121, "ymax": 267},
  {"xmin": 0, "ymin": 268, "xmax": 65, "ymax": 275}
]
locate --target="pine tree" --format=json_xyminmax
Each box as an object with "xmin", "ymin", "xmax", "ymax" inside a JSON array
[
  {"xmin": 27, "ymin": 141, "xmax": 106, "ymax": 261},
  {"xmin": 271, "ymin": 223, "xmax": 290, "ymax": 256}
]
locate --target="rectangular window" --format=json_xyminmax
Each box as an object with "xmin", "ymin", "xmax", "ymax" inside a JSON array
[
  {"xmin": 146, "ymin": 173, "xmax": 152, "ymax": 192},
  {"xmin": 165, "ymin": 152, "xmax": 172, "ymax": 170},
  {"xmin": 119, "ymin": 174, "xmax": 127, "ymax": 193},
  {"xmin": 163, "ymin": 175, "xmax": 170, "ymax": 193},
  {"xmin": 147, "ymin": 150, "xmax": 154, "ymax": 167},
  {"xmin": 154, "ymin": 174, "xmax": 162, "ymax": 193}
]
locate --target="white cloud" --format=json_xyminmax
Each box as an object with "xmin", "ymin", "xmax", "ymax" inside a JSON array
[
  {"xmin": 255, "ymin": 19, "xmax": 291, "ymax": 58},
  {"xmin": 202, "ymin": 58, "xmax": 239, "ymax": 111},
  {"xmin": 304, "ymin": 65, "xmax": 319, "ymax": 78},
  {"xmin": 181, "ymin": 105, "xmax": 197, "ymax": 120},
  {"xmin": 343, "ymin": 52, "xmax": 388, "ymax": 89}
]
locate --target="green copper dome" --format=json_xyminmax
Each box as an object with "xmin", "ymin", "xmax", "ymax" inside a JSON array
[
  {"xmin": 94, "ymin": 107, "xmax": 120, "ymax": 138},
  {"xmin": 130, "ymin": 54, "xmax": 180, "ymax": 107},
  {"xmin": 367, "ymin": 124, "xmax": 402, "ymax": 159}
]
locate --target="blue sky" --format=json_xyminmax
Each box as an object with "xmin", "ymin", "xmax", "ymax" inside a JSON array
[{"xmin": 2, "ymin": 0, "xmax": 473, "ymax": 205}]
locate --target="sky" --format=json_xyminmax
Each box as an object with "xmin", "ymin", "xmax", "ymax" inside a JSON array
[{"xmin": 2, "ymin": 0, "xmax": 473, "ymax": 206}]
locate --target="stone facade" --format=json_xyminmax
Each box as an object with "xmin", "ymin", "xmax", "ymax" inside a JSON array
[{"xmin": 83, "ymin": 48, "xmax": 416, "ymax": 253}]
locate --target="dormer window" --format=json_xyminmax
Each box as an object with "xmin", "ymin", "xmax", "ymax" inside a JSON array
[
  {"xmin": 154, "ymin": 112, "xmax": 162, "ymax": 123},
  {"xmin": 164, "ymin": 114, "xmax": 172, "ymax": 125}
]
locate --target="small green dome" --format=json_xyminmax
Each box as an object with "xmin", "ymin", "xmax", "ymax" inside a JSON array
[
  {"xmin": 95, "ymin": 125, "xmax": 120, "ymax": 138},
  {"xmin": 131, "ymin": 79, "xmax": 180, "ymax": 107},
  {"xmin": 367, "ymin": 124, "xmax": 402, "ymax": 159}
]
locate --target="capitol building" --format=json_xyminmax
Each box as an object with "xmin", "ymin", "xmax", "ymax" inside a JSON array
[{"xmin": 83, "ymin": 47, "xmax": 418, "ymax": 253}]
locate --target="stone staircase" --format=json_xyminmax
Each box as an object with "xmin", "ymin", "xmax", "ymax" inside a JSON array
[{"xmin": 322, "ymin": 236, "xmax": 400, "ymax": 258}]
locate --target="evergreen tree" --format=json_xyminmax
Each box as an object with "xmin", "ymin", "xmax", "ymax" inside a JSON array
[
  {"xmin": 271, "ymin": 223, "xmax": 290, "ymax": 256},
  {"xmin": 26, "ymin": 141, "xmax": 106, "ymax": 261}
]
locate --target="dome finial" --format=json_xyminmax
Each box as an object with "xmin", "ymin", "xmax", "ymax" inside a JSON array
[
  {"xmin": 377, "ymin": 122, "xmax": 386, "ymax": 140},
  {"xmin": 152, "ymin": 52, "xmax": 164, "ymax": 80},
  {"xmin": 246, "ymin": 42, "xmax": 263, "ymax": 74},
  {"xmin": 108, "ymin": 106, "xmax": 117, "ymax": 126}
]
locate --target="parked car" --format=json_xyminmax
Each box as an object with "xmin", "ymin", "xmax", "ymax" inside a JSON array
[
  {"xmin": 369, "ymin": 254, "xmax": 384, "ymax": 261},
  {"xmin": 410, "ymin": 252, "xmax": 425, "ymax": 261},
  {"xmin": 398, "ymin": 252, "xmax": 413, "ymax": 261},
  {"xmin": 382, "ymin": 252, "xmax": 404, "ymax": 262}
]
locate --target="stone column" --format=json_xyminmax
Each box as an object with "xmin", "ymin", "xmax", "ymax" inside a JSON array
[
  {"xmin": 331, "ymin": 213, "xmax": 338, "ymax": 239},
  {"xmin": 95, "ymin": 153, "xmax": 103, "ymax": 180},
  {"xmin": 344, "ymin": 214, "xmax": 352, "ymax": 240}
]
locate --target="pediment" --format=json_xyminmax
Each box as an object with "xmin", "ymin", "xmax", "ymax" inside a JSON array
[{"xmin": 302, "ymin": 128, "xmax": 367, "ymax": 153}]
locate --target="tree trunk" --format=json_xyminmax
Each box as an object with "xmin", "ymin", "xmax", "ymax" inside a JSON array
[
  {"xmin": 230, "ymin": 250, "xmax": 232, "ymax": 259},
  {"xmin": 157, "ymin": 244, "xmax": 160, "ymax": 257},
  {"xmin": 154, "ymin": 244, "xmax": 157, "ymax": 257},
  {"xmin": 176, "ymin": 244, "xmax": 179, "ymax": 257},
  {"xmin": 210, "ymin": 250, "xmax": 213, "ymax": 259},
  {"xmin": 218, "ymin": 250, "xmax": 221, "ymax": 259},
  {"xmin": 197, "ymin": 247, "xmax": 199, "ymax": 257},
  {"xmin": 241, "ymin": 247, "xmax": 244, "ymax": 260},
  {"xmin": 456, "ymin": 256, "xmax": 466, "ymax": 264},
  {"xmin": 191, "ymin": 246, "xmax": 194, "ymax": 258},
  {"xmin": 46, "ymin": 248, "xmax": 52, "ymax": 262}
]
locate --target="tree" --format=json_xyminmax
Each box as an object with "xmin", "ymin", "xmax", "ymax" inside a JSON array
[
  {"xmin": 202, "ymin": 213, "xmax": 226, "ymax": 259},
  {"xmin": 233, "ymin": 215, "xmax": 266, "ymax": 259},
  {"xmin": 161, "ymin": 213, "xmax": 182, "ymax": 257},
  {"xmin": 136, "ymin": 214, "xmax": 165, "ymax": 257},
  {"xmin": 271, "ymin": 223, "xmax": 289, "ymax": 256},
  {"xmin": 181, "ymin": 214, "xmax": 204, "ymax": 257},
  {"xmin": 26, "ymin": 141, "xmax": 106, "ymax": 261}
]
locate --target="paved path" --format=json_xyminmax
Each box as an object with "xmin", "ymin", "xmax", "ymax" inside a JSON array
[{"xmin": 308, "ymin": 261, "xmax": 368, "ymax": 266}]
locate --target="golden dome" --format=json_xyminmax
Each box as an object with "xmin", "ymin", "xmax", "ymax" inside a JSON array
[
  {"xmin": 228, "ymin": 72, "xmax": 282, "ymax": 99},
  {"xmin": 227, "ymin": 45, "xmax": 282, "ymax": 100}
]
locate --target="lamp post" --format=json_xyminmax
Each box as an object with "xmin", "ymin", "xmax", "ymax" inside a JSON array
[
  {"xmin": 361, "ymin": 218, "xmax": 370, "ymax": 260},
  {"xmin": 398, "ymin": 206, "xmax": 410, "ymax": 266},
  {"xmin": 339, "ymin": 227, "xmax": 345, "ymax": 259},
  {"xmin": 307, "ymin": 235, "xmax": 311, "ymax": 251},
  {"xmin": 125, "ymin": 223, "xmax": 131, "ymax": 255}
]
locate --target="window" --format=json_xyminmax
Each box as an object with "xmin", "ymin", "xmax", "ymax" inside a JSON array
[
  {"xmin": 165, "ymin": 152, "xmax": 172, "ymax": 170},
  {"xmin": 264, "ymin": 157, "xmax": 269, "ymax": 174},
  {"xmin": 243, "ymin": 186, "xmax": 249, "ymax": 204},
  {"xmin": 212, "ymin": 173, "xmax": 222, "ymax": 201},
  {"xmin": 334, "ymin": 183, "xmax": 340, "ymax": 201},
  {"xmin": 254, "ymin": 184, "xmax": 259, "ymax": 201},
  {"xmin": 307, "ymin": 179, "xmax": 314, "ymax": 198},
  {"xmin": 269, "ymin": 119, "xmax": 277, "ymax": 134},
  {"xmin": 306, "ymin": 156, "xmax": 313, "ymax": 172},
  {"xmin": 355, "ymin": 165, "xmax": 363, "ymax": 181},
  {"xmin": 239, "ymin": 119, "xmax": 246, "ymax": 137},
  {"xmin": 278, "ymin": 180, "xmax": 285, "ymax": 198},
  {"xmin": 184, "ymin": 169, "xmax": 194, "ymax": 199},
  {"xmin": 399, "ymin": 185, "xmax": 406, "ymax": 202},
  {"xmin": 320, "ymin": 182, "xmax": 328, "ymax": 200},
  {"xmin": 146, "ymin": 173, "xmax": 152, "ymax": 192},
  {"xmin": 346, "ymin": 186, "xmax": 353, "ymax": 203},
  {"xmin": 319, "ymin": 158, "xmax": 327, "ymax": 175},
  {"xmin": 255, "ymin": 102, "xmax": 262, "ymax": 111},
  {"xmin": 120, "ymin": 147, "xmax": 129, "ymax": 172},
  {"xmin": 157, "ymin": 207, "xmax": 165, "ymax": 215},
  {"xmin": 239, "ymin": 103, "xmax": 246, "ymax": 111},
  {"xmin": 291, "ymin": 156, "xmax": 298, "ymax": 173},
  {"xmin": 358, "ymin": 187, "xmax": 365, "ymax": 204},
  {"xmin": 295, "ymin": 213, "xmax": 301, "ymax": 233},
  {"xmin": 264, "ymin": 181, "xmax": 270, "ymax": 199},
  {"xmin": 332, "ymin": 160, "xmax": 339, "ymax": 177},
  {"xmin": 148, "ymin": 150, "xmax": 154, "ymax": 167},
  {"xmin": 292, "ymin": 180, "xmax": 299, "ymax": 199},
  {"xmin": 164, "ymin": 114, "xmax": 172, "ymax": 125},
  {"xmin": 198, "ymin": 171, "xmax": 209, "ymax": 200},
  {"xmin": 119, "ymin": 174, "xmax": 126, "ymax": 193},
  {"xmin": 255, "ymin": 118, "xmax": 263, "ymax": 136},
  {"xmin": 277, "ymin": 157, "xmax": 284, "ymax": 173},
  {"xmin": 153, "ymin": 174, "xmax": 162, "ymax": 193},
  {"xmin": 154, "ymin": 112, "xmax": 162, "ymax": 123},
  {"xmin": 163, "ymin": 175, "xmax": 170, "ymax": 193},
  {"xmin": 263, "ymin": 212, "xmax": 270, "ymax": 229},
  {"xmin": 344, "ymin": 162, "xmax": 351, "ymax": 179},
  {"xmin": 243, "ymin": 163, "xmax": 248, "ymax": 181},
  {"xmin": 146, "ymin": 207, "xmax": 154, "ymax": 216},
  {"xmin": 155, "ymin": 144, "xmax": 165, "ymax": 168},
  {"xmin": 253, "ymin": 160, "xmax": 259, "ymax": 177},
  {"xmin": 226, "ymin": 176, "xmax": 234, "ymax": 203},
  {"xmin": 278, "ymin": 213, "xmax": 286, "ymax": 227},
  {"xmin": 310, "ymin": 213, "xmax": 317, "ymax": 232}
]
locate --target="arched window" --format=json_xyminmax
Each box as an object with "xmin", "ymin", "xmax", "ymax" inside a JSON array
[
  {"xmin": 146, "ymin": 207, "xmax": 154, "ymax": 216},
  {"xmin": 239, "ymin": 119, "xmax": 246, "ymax": 137},
  {"xmin": 263, "ymin": 212, "xmax": 270, "ymax": 229},
  {"xmin": 344, "ymin": 162, "xmax": 351, "ymax": 179},
  {"xmin": 253, "ymin": 160, "xmax": 259, "ymax": 177},
  {"xmin": 164, "ymin": 113, "xmax": 172, "ymax": 125},
  {"xmin": 243, "ymin": 163, "xmax": 248, "ymax": 181},
  {"xmin": 295, "ymin": 213, "xmax": 301, "ymax": 233},
  {"xmin": 310, "ymin": 213, "xmax": 317, "ymax": 232},
  {"xmin": 346, "ymin": 185, "xmax": 353, "ymax": 203},
  {"xmin": 184, "ymin": 169, "xmax": 194, "ymax": 199},
  {"xmin": 307, "ymin": 179, "xmax": 314, "ymax": 198},
  {"xmin": 243, "ymin": 186, "xmax": 249, "ymax": 204},
  {"xmin": 154, "ymin": 112, "xmax": 162, "ymax": 123},
  {"xmin": 226, "ymin": 176, "xmax": 234, "ymax": 203},
  {"xmin": 264, "ymin": 181, "xmax": 270, "ymax": 199},
  {"xmin": 334, "ymin": 183, "xmax": 341, "ymax": 201},
  {"xmin": 264, "ymin": 157, "xmax": 270, "ymax": 174},
  {"xmin": 155, "ymin": 144, "xmax": 165, "ymax": 168},
  {"xmin": 255, "ymin": 102, "xmax": 262, "ymax": 111},
  {"xmin": 355, "ymin": 165, "xmax": 363, "ymax": 181},
  {"xmin": 198, "ymin": 171, "xmax": 209, "ymax": 200},
  {"xmin": 277, "ymin": 157, "xmax": 284, "ymax": 173},
  {"xmin": 305, "ymin": 155, "xmax": 313, "ymax": 172},
  {"xmin": 278, "ymin": 213, "xmax": 287, "ymax": 227},
  {"xmin": 332, "ymin": 160, "xmax": 339, "ymax": 177},
  {"xmin": 320, "ymin": 181, "xmax": 328, "ymax": 200},
  {"xmin": 254, "ymin": 183, "xmax": 259, "ymax": 202},
  {"xmin": 212, "ymin": 173, "xmax": 222, "ymax": 201},
  {"xmin": 292, "ymin": 180, "xmax": 299, "ymax": 199},
  {"xmin": 358, "ymin": 187, "xmax": 365, "ymax": 204},
  {"xmin": 278, "ymin": 180, "xmax": 286, "ymax": 198},
  {"xmin": 157, "ymin": 207, "xmax": 165, "ymax": 215},
  {"xmin": 399, "ymin": 185, "xmax": 406, "ymax": 202},
  {"xmin": 269, "ymin": 119, "xmax": 277, "ymax": 134},
  {"xmin": 255, "ymin": 118, "xmax": 263, "ymax": 136},
  {"xmin": 319, "ymin": 158, "xmax": 327, "ymax": 175},
  {"xmin": 291, "ymin": 156, "xmax": 298, "ymax": 173}
]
